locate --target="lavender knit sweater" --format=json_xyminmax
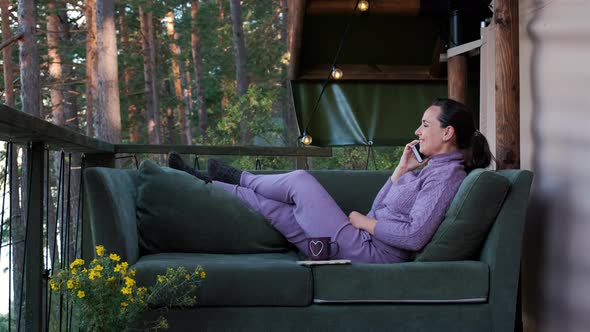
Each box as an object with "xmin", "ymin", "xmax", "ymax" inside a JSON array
[{"xmin": 369, "ymin": 150, "xmax": 466, "ymax": 258}]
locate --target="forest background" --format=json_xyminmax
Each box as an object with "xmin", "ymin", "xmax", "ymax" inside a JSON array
[{"xmin": 1, "ymin": 0, "xmax": 402, "ymax": 171}]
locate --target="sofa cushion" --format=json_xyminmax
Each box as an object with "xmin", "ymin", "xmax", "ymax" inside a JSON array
[
  {"xmin": 136, "ymin": 160, "xmax": 291, "ymax": 254},
  {"xmin": 414, "ymin": 169, "xmax": 510, "ymax": 261},
  {"xmin": 312, "ymin": 261, "xmax": 488, "ymax": 303},
  {"xmin": 133, "ymin": 252, "xmax": 313, "ymax": 306}
]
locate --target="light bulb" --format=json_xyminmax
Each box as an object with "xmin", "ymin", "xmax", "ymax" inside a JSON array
[
  {"xmin": 301, "ymin": 132, "xmax": 313, "ymax": 145},
  {"xmin": 358, "ymin": 0, "xmax": 369, "ymax": 12},
  {"xmin": 331, "ymin": 67, "xmax": 343, "ymax": 80}
]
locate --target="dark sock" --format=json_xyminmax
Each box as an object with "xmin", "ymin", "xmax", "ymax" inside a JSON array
[
  {"xmin": 168, "ymin": 152, "xmax": 212, "ymax": 183},
  {"xmin": 207, "ymin": 158, "xmax": 243, "ymax": 185}
]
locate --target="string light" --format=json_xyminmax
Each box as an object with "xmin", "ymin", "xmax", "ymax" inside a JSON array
[
  {"xmin": 331, "ymin": 66, "xmax": 343, "ymax": 80},
  {"xmin": 301, "ymin": 130, "xmax": 313, "ymax": 145},
  {"xmin": 358, "ymin": 0, "xmax": 369, "ymax": 12},
  {"xmin": 300, "ymin": 0, "xmax": 362, "ymax": 146}
]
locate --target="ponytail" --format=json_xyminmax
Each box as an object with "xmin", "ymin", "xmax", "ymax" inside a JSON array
[
  {"xmin": 432, "ymin": 98, "xmax": 494, "ymax": 172},
  {"xmin": 463, "ymin": 130, "xmax": 493, "ymax": 172}
]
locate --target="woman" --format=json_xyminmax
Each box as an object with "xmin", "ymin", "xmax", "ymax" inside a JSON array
[{"xmin": 169, "ymin": 98, "xmax": 492, "ymax": 263}]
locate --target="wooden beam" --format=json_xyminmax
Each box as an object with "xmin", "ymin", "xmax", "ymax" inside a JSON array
[
  {"xmin": 0, "ymin": 103, "xmax": 114, "ymax": 153},
  {"xmin": 306, "ymin": 0, "xmax": 420, "ymax": 16},
  {"xmin": 299, "ymin": 64, "xmax": 445, "ymax": 81},
  {"xmin": 448, "ymin": 55, "xmax": 467, "ymax": 103},
  {"xmin": 114, "ymin": 144, "xmax": 333, "ymax": 157},
  {"xmin": 287, "ymin": 0, "xmax": 306, "ymax": 80},
  {"xmin": 495, "ymin": 0, "xmax": 519, "ymax": 169}
]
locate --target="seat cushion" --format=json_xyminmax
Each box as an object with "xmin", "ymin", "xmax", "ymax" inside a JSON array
[
  {"xmin": 415, "ymin": 169, "xmax": 510, "ymax": 261},
  {"xmin": 136, "ymin": 160, "xmax": 291, "ymax": 254},
  {"xmin": 133, "ymin": 252, "xmax": 313, "ymax": 306},
  {"xmin": 312, "ymin": 261, "xmax": 488, "ymax": 303}
]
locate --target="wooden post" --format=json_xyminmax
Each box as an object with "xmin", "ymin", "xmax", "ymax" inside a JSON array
[
  {"xmin": 447, "ymin": 9, "xmax": 467, "ymax": 103},
  {"xmin": 448, "ymin": 55, "xmax": 467, "ymax": 103},
  {"xmin": 494, "ymin": 0, "xmax": 519, "ymax": 169},
  {"xmin": 24, "ymin": 142, "xmax": 44, "ymax": 332}
]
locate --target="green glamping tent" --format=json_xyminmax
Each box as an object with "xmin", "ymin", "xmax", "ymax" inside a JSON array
[{"xmin": 289, "ymin": 0, "xmax": 490, "ymax": 147}]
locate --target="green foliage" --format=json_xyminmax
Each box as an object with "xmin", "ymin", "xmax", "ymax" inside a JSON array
[
  {"xmin": 49, "ymin": 245, "xmax": 205, "ymax": 331},
  {"xmin": 0, "ymin": 313, "xmax": 9, "ymax": 332},
  {"xmin": 311, "ymin": 146, "xmax": 404, "ymax": 171}
]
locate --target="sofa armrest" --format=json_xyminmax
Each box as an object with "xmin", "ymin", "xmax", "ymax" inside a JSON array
[{"xmin": 84, "ymin": 167, "xmax": 140, "ymax": 264}]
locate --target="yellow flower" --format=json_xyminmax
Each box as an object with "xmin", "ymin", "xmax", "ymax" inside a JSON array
[
  {"xmin": 137, "ymin": 287, "xmax": 147, "ymax": 295},
  {"xmin": 157, "ymin": 276, "xmax": 165, "ymax": 283},
  {"xmin": 121, "ymin": 287, "xmax": 132, "ymax": 295},
  {"xmin": 67, "ymin": 280, "xmax": 74, "ymax": 289},
  {"xmin": 129, "ymin": 270, "xmax": 136, "ymax": 277},
  {"xmin": 200, "ymin": 272, "xmax": 206, "ymax": 279},
  {"xmin": 124, "ymin": 276, "xmax": 136, "ymax": 288},
  {"xmin": 77, "ymin": 290, "xmax": 85, "ymax": 299},
  {"xmin": 94, "ymin": 264, "xmax": 104, "ymax": 271},
  {"xmin": 95, "ymin": 245, "xmax": 105, "ymax": 257},
  {"xmin": 92, "ymin": 258, "xmax": 98, "ymax": 264},
  {"xmin": 70, "ymin": 258, "xmax": 85, "ymax": 269},
  {"xmin": 81, "ymin": 268, "xmax": 87, "ymax": 273},
  {"xmin": 88, "ymin": 269, "xmax": 102, "ymax": 280},
  {"xmin": 107, "ymin": 276, "xmax": 116, "ymax": 282},
  {"xmin": 120, "ymin": 301, "xmax": 128, "ymax": 307},
  {"xmin": 185, "ymin": 274, "xmax": 190, "ymax": 280},
  {"xmin": 49, "ymin": 280, "xmax": 60, "ymax": 291},
  {"xmin": 71, "ymin": 268, "xmax": 77, "ymax": 275},
  {"xmin": 114, "ymin": 262, "xmax": 129, "ymax": 275},
  {"xmin": 109, "ymin": 253, "xmax": 121, "ymax": 262}
]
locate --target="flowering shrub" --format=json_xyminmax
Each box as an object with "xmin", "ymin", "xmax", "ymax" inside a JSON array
[{"xmin": 50, "ymin": 245, "xmax": 205, "ymax": 331}]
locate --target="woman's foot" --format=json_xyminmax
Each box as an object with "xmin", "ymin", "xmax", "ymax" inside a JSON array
[
  {"xmin": 168, "ymin": 152, "xmax": 212, "ymax": 183},
  {"xmin": 207, "ymin": 158, "xmax": 242, "ymax": 185}
]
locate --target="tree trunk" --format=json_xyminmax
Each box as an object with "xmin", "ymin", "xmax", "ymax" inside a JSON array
[
  {"xmin": 119, "ymin": 6, "xmax": 139, "ymax": 143},
  {"xmin": 280, "ymin": 0, "xmax": 297, "ymax": 146},
  {"xmin": 139, "ymin": 5, "xmax": 161, "ymax": 145},
  {"xmin": 1, "ymin": 0, "xmax": 15, "ymax": 107},
  {"xmin": 191, "ymin": 0, "xmax": 207, "ymax": 142},
  {"xmin": 218, "ymin": 0, "xmax": 225, "ymax": 45},
  {"xmin": 47, "ymin": 0, "xmax": 64, "ymax": 126},
  {"xmin": 85, "ymin": 0, "xmax": 98, "ymax": 137},
  {"xmin": 95, "ymin": 0, "xmax": 121, "ymax": 143},
  {"xmin": 1, "ymin": 0, "xmax": 23, "ymax": 326},
  {"xmin": 165, "ymin": 11, "xmax": 192, "ymax": 145},
  {"xmin": 229, "ymin": 0, "xmax": 251, "ymax": 144},
  {"xmin": 182, "ymin": 58, "xmax": 194, "ymax": 140}
]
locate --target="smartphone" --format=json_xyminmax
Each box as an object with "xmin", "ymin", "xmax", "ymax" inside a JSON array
[{"xmin": 411, "ymin": 143, "xmax": 426, "ymax": 163}]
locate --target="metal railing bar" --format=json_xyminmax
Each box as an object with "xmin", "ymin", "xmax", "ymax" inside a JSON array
[{"xmin": 17, "ymin": 144, "xmax": 34, "ymax": 332}]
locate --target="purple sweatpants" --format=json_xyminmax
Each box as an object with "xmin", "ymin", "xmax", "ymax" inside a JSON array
[{"xmin": 213, "ymin": 170, "xmax": 403, "ymax": 263}]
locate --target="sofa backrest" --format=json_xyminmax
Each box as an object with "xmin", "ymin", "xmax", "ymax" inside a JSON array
[{"xmin": 84, "ymin": 167, "xmax": 142, "ymax": 264}]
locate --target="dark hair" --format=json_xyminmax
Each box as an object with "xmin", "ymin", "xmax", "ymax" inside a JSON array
[{"xmin": 431, "ymin": 98, "xmax": 493, "ymax": 172}]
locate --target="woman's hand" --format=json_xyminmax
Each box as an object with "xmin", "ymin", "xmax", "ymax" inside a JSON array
[
  {"xmin": 348, "ymin": 211, "xmax": 376, "ymax": 235},
  {"xmin": 390, "ymin": 140, "xmax": 429, "ymax": 182}
]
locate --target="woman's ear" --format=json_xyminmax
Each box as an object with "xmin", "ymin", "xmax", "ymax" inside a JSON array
[{"xmin": 443, "ymin": 126, "xmax": 455, "ymax": 142}]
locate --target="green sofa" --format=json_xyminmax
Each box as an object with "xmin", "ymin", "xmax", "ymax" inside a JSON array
[{"xmin": 84, "ymin": 165, "xmax": 533, "ymax": 332}]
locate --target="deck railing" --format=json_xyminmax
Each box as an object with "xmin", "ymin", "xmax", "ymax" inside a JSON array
[{"xmin": 0, "ymin": 103, "xmax": 331, "ymax": 331}]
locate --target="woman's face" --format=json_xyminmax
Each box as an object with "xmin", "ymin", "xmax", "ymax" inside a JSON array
[{"xmin": 414, "ymin": 106, "xmax": 454, "ymax": 156}]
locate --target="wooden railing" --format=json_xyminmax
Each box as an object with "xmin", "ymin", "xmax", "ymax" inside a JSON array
[{"xmin": 0, "ymin": 103, "xmax": 331, "ymax": 331}]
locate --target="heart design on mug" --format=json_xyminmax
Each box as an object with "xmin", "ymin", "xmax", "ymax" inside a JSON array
[{"xmin": 309, "ymin": 240, "xmax": 324, "ymax": 257}]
